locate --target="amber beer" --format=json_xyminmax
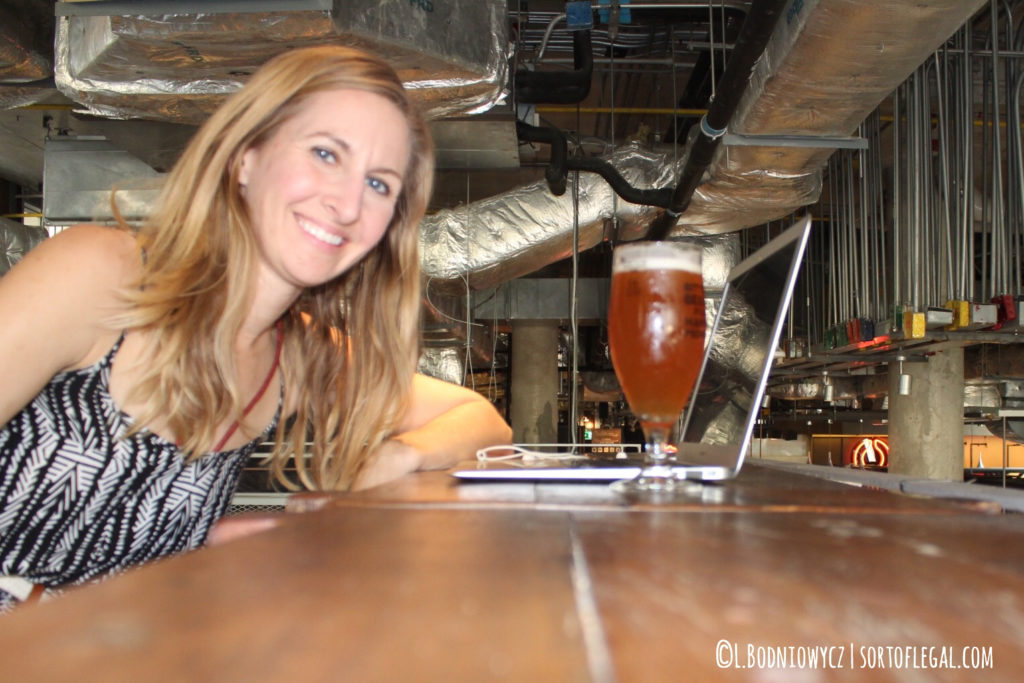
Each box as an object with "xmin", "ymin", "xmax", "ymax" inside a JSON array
[{"xmin": 608, "ymin": 242, "xmax": 705, "ymax": 433}]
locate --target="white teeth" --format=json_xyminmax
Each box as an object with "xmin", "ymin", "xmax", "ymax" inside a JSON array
[{"xmin": 298, "ymin": 217, "xmax": 344, "ymax": 246}]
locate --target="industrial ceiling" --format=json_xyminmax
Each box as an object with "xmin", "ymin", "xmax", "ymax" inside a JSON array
[{"xmin": 1, "ymin": 1, "xmax": 1009, "ymax": 425}]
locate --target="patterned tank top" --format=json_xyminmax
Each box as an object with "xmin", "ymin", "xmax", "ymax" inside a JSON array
[{"xmin": 0, "ymin": 334, "xmax": 281, "ymax": 611}]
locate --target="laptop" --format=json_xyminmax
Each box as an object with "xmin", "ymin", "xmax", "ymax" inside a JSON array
[{"xmin": 453, "ymin": 214, "xmax": 813, "ymax": 483}]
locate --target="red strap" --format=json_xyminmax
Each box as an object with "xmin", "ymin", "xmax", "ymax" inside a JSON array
[
  {"xmin": 213, "ymin": 322, "xmax": 283, "ymax": 452},
  {"xmin": 25, "ymin": 583, "xmax": 46, "ymax": 604}
]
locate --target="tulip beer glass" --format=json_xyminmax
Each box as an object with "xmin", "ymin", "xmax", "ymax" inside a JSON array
[{"xmin": 608, "ymin": 241, "xmax": 705, "ymax": 493}]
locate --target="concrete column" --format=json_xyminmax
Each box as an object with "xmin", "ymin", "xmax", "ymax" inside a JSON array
[
  {"xmin": 510, "ymin": 320, "xmax": 560, "ymax": 444},
  {"xmin": 888, "ymin": 346, "xmax": 964, "ymax": 480}
]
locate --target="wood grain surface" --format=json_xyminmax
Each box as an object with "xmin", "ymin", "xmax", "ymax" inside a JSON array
[{"xmin": 1, "ymin": 463, "xmax": 1019, "ymax": 682}]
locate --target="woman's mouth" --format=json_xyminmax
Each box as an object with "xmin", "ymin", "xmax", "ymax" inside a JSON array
[{"xmin": 297, "ymin": 217, "xmax": 345, "ymax": 247}]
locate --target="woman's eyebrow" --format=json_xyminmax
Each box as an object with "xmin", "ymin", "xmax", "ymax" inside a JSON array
[{"xmin": 311, "ymin": 132, "xmax": 351, "ymax": 153}]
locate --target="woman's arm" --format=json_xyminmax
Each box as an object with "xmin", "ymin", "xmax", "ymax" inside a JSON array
[
  {"xmin": 352, "ymin": 373, "xmax": 512, "ymax": 490},
  {"xmin": 0, "ymin": 225, "xmax": 135, "ymax": 428}
]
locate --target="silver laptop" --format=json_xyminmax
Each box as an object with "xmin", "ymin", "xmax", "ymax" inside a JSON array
[{"xmin": 453, "ymin": 214, "xmax": 812, "ymax": 483}]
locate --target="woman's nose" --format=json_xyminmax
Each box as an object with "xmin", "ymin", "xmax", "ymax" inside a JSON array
[{"xmin": 323, "ymin": 173, "xmax": 364, "ymax": 224}]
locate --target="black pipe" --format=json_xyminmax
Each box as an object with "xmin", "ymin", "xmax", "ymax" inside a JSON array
[
  {"xmin": 516, "ymin": 120, "xmax": 568, "ymax": 196},
  {"xmin": 665, "ymin": 8, "xmax": 747, "ymax": 144},
  {"xmin": 516, "ymin": 120, "xmax": 674, "ymax": 208},
  {"xmin": 515, "ymin": 29, "xmax": 593, "ymax": 104},
  {"xmin": 565, "ymin": 157, "xmax": 674, "ymax": 208},
  {"xmin": 646, "ymin": 0, "xmax": 791, "ymax": 240}
]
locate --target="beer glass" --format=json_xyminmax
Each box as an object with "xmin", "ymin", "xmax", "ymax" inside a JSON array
[{"xmin": 608, "ymin": 241, "xmax": 705, "ymax": 493}]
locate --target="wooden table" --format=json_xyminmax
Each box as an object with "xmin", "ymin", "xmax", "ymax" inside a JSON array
[{"xmin": 2, "ymin": 462, "xmax": 1022, "ymax": 681}]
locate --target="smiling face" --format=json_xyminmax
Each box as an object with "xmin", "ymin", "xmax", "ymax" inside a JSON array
[{"xmin": 238, "ymin": 88, "xmax": 412, "ymax": 300}]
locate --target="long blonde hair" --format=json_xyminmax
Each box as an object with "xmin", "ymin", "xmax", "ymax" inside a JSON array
[{"xmin": 118, "ymin": 45, "xmax": 434, "ymax": 490}]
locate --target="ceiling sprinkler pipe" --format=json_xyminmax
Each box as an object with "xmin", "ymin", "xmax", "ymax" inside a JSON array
[{"xmin": 646, "ymin": 0, "xmax": 792, "ymax": 239}]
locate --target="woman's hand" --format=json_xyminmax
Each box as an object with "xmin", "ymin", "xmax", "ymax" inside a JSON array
[
  {"xmin": 346, "ymin": 374, "xmax": 513, "ymax": 491},
  {"xmin": 351, "ymin": 438, "xmax": 424, "ymax": 491},
  {"xmin": 206, "ymin": 514, "xmax": 283, "ymax": 545}
]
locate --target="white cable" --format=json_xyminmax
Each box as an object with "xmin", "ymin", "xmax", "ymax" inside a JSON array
[
  {"xmin": 475, "ymin": 444, "xmax": 637, "ymax": 463},
  {"xmin": 423, "ymin": 277, "xmax": 486, "ymax": 328}
]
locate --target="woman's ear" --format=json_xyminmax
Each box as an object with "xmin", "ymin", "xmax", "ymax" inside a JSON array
[{"xmin": 238, "ymin": 147, "xmax": 256, "ymax": 188}]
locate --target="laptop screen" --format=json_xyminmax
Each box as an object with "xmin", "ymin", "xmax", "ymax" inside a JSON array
[
  {"xmin": 678, "ymin": 215, "xmax": 811, "ymax": 467},
  {"xmin": 454, "ymin": 215, "xmax": 811, "ymax": 483}
]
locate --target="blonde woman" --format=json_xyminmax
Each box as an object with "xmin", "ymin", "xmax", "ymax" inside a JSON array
[{"xmin": 0, "ymin": 46, "xmax": 511, "ymax": 610}]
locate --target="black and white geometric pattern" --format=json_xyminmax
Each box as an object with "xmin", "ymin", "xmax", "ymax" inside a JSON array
[{"xmin": 0, "ymin": 335, "xmax": 280, "ymax": 611}]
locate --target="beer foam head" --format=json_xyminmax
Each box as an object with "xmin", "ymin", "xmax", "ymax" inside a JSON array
[{"xmin": 613, "ymin": 241, "xmax": 702, "ymax": 273}]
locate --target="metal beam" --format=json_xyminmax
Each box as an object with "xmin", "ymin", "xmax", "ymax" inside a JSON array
[{"xmin": 55, "ymin": 0, "xmax": 332, "ymax": 17}]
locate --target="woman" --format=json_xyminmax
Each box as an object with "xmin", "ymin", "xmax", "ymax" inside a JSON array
[{"xmin": 0, "ymin": 46, "xmax": 511, "ymax": 610}]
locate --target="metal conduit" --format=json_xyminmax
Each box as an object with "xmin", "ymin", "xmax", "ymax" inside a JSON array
[
  {"xmin": 892, "ymin": 86, "xmax": 902, "ymax": 321},
  {"xmin": 1008, "ymin": 0, "xmax": 1024, "ymax": 295},
  {"xmin": 990, "ymin": 0, "xmax": 1006, "ymax": 296},
  {"xmin": 962, "ymin": 21, "xmax": 975, "ymax": 301},
  {"xmin": 810, "ymin": 1, "xmax": 1024, "ymax": 348}
]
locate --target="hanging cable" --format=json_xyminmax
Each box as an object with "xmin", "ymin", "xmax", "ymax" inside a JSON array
[
  {"xmin": 707, "ymin": 1, "xmax": 717, "ymax": 99},
  {"xmin": 570, "ymin": 104, "xmax": 582, "ymax": 448},
  {"xmin": 464, "ymin": 174, "xmax": 474, "ymax": 390}
]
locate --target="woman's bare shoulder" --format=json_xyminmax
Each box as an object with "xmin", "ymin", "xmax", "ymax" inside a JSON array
[
  {"xmin": 3, "ymin": 224, "xmax": 140, "ymax": 335},
  {"xmin": 50, "ymin": 224, "xmax": 138, "ymax": 264},
  {"xmin": 35, "ymin": 225, "xmax": 140, "ymax": 290},
  {"xmin": 0, "ymin": 225, "xmax": 142, "ymax": 409}
]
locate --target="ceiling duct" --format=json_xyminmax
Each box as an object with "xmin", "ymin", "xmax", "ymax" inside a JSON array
[
  {"xmin": 417, "ymin": 347, "xmax": 469, "ymax": 388},
  {"xmin": 0, "ymin": 0, "xmax": 57, "ymax": 109},
  {"xmin": 767, "ymin": 371, "xmax": 1009, "ymax": 416},
  {"xmin": 0, "ymin": 84, "xmax": 55, "ymax": 111},
  {"xmin": 673, "ymin": 0, "xmax": 987, "ymax": 233},
  {"xmin": 0, "ymin": 1, "xmax": 52, "ymax": 82},
  {"xmin": 54, "ymin": 0, "xmax": 509, "ymax": 123},
  {"xmin": 421, "ymin": 291, "xmax": 494, "ymax": 365},
  {"xmin": 421, "ymin": 143, "xmax": 683, "ymax": 292},
  {"xmin": 43, "ymin": 136, "xmax": 163, "ymax": 225},
  {"xmin": 0, "ymin": 217, "xmax": 47, "ymax": 276},
  {"xmin": 768, "ymin": 375, "xmax": 863, "ymax": 403}
]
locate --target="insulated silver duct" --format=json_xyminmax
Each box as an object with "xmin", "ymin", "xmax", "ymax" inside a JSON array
[
  {"xmin": 0, "ymin": 0, "xmax": 56, "ymax": 109},
  {"xmin": 768, "ymin": 372, "xmax": 1006, "ymax": 415},
  {"xmin": 674, "ymin": 0, "xmax": 988, "ymax": 233},
  {"xmin": 0, "ymin": 2, "xmax": 51, "ymax": 83},
  {"xmin": 417, "ymin": 347, "xmax": 467, "ymax": 387},
  {"xmin": 421, "ymin": 143, "xmax": 683, "ymax": 292},
  {"xmin": 768, "ymin": 375, "xmax": 862, "ymax": 403},
  {"xmin": 54, "ymin": 0, "xmax": 509, "ymax": 123},
  {"xmin": 0, "ymin": 86, "xmax": 53, "ymax": 110},
  {"xmin": 966, "ymin": 383, "xmax": 1004, "ymax": 415},
  {"xmin": 0, "ymin": 217, "xmax": 47, "ymax": 276}
]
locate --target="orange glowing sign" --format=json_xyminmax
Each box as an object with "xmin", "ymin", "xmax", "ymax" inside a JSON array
[{"xmin": 849, "ymin": 437, "xmax": 889, "ymax": 468}]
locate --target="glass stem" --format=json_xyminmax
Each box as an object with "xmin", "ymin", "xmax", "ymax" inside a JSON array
[{"xmin": 647, "ymin": 428, "xmax": 668, "ymax": 466}]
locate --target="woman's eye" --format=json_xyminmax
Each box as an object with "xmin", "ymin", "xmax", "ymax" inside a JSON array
[
  {"xmin": 313, "ymin": 147, "xmax": 337, "ymax": 164},
  {"xmin": 366, "ymin": 176, "xmax": 390, "ymax": 196}
]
